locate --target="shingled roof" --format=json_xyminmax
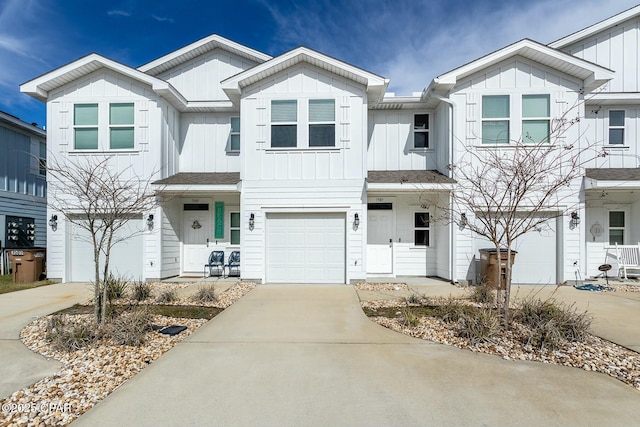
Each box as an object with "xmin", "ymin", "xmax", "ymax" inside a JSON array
[
  {"xmin": 153, "ymin": 172, "xmax": 241, "ymax": 185},
  {"xmin": 585, "ymin": 168, "xmax": 640, "ymax": 181},
  {"xmin": 367, "ymin": 170, "xmax": 455, "ymax": 184}
]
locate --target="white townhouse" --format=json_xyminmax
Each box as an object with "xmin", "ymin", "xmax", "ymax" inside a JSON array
[{"xmin": 20, "ymin": 5, "xmax": 640, "ymax": 284}]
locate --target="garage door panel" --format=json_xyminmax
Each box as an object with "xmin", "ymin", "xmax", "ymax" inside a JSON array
[{"xmin": 266, "ymin": 213, "xmax": 345, "ymax": 283}]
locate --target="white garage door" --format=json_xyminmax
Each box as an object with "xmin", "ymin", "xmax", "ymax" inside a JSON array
[
  {"xmin": 266, "ymin": 213, "xmax": 345, "ymax": 283},
  {"xmin": 475, "ymin": 218, "xmax": 558, "ymax": 285},
  {"xmin": 69, "ymin": 220, "xmax": 144, "ymax": 282}
]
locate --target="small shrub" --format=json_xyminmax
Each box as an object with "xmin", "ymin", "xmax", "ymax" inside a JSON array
[
  {"xmin": 131, "ymin": 280, "xmax": 152, "ymax": 301},
  {"xmin": 457, "ymin": 308, "xmax": 500, "ymax": 344},
  {"xmin": 104, "ymin": 273, "xmax": 129, "ymax": 301},
  {"xmin": 104, "ymin": 308, "xmax": 153, "ymax": 346},
  {"xmin": 516, "ymin": 298, "xmax": 593, "ymax": 350},
  {"xmin": 433, "ymin": 297, "xmax": 468, "ymax": 323},
  {"xmin": 191, "ymin": 284, "xmax": 217, "ymax": 303},
  {"xmin": 46, "ymin": 315, "xmax": 96, "ymax": 352},
  {"xmin": 400, "ymin": 307, "xmax": 421, "ymax": 327},
  {"xmin": 156, "ymin": 289, "xmax": 178, "ymax": 303},
  {"xmin": 469, "ymin": 283, "xmax": 495, "ymax": 305}
]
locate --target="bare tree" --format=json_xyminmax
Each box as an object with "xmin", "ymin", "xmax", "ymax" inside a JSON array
[
  {"xmin": 47, "ymin": 155, "xmax": 157, "ymax": 324},
  {"xmin": 441, "ymin": 107, "xmax": 606, "ymax": 324}
]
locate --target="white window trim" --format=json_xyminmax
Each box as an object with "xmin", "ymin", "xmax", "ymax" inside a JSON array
[
  {"xmin": 71, "ymin": 101, "xmax": 138, "ymax": 153},
  {"xmin": 309, "ymin": 99, "xmax": 336, "ymax": 148},
  {"xmin": 412, "ymin": 112, "xmax": 430, "ymax": 150},
  {"xmin": 607, "ymin": 209, "xmax": 627, "ymax": 246},
  {"xmin": 229, "ymin": 210, "xmax": 240, "ymax": 246},
  {"xmin": 229, "ymin": 117, "xmax": 240, "ymax": 152},
  {"xmin": 269, "ymin": 98, "xmax": 339, "ymax": 150},
  {"xmin": 413, "ymin": 211, "xmax": 431, "ymax": 247},
  {"xmin": 109, "ymin": 103, "xmax": 135, "ymax": 150},
  {"xmin": 606, "ymin": 109, "xmax": 626, "ymax": 147},
  {"xmin": 522, "ymin": 94, "xmax": 551, "ymax": 144}
]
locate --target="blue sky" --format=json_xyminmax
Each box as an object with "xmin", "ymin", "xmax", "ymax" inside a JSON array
[{"xmin": 1, "ymin": 0, "xmax": 639, "ymax": 128}]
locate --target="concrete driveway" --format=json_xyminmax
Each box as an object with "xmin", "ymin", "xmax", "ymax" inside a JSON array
[{"xmin": 74, "ymin": 285, "xmax": 640, "ymax": 427}]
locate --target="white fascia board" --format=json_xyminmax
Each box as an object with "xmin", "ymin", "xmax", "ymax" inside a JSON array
[
  {"xmin": 138, "ymin": 34, "xmax": 272, "ymax": 74},
  {"xmin": 154, "ymin": 184, "xmax": 241, "ymax": 193},
  {"xmin": 367, "ymin": 183, "xmax": 455, "ymax": 192},
  {"xmin": 584, "ymin": 178, "xmax": 640, "ymax": 190},
  {"xmin": 221, "ymin": 47, "xmax": 389, "ymax": 104},
  {"xmin": 549, "ymin": 5, "xmax": 640, "ymax": 49},
  {"xmin": 432, "ymin": 40, "xmax": 613, "ymax": 92},
  {"xmin": 587, "ymin": 92, "xmax": 640, "ymax": 105}
]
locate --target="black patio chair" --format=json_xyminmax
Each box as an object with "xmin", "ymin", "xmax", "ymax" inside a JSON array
[
  {"xmin": 225, "ymin": 251, "xmax": 240, "ymax": 278},
  {"xmin": 204, "ymin": 251, "xmax": 224, "ymax": 278}
]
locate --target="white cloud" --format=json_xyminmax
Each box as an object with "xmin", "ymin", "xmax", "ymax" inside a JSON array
[
  {"xmin": 152, "ymin": 14, "xmax": 174, "ymax": 23},
  {"xmin": 107, "ymin": 10, "xmax": 131, "ymax": 17}
]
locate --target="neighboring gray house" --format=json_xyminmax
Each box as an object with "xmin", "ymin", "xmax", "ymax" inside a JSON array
[{"xmin": 0, "ymin": 111, "xmax": 47, "ymax": 268}]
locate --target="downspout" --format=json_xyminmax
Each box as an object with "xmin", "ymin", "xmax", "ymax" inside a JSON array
[{"xmin": 430, "ymin": 91, "xmax": 457, "ymax": 284}]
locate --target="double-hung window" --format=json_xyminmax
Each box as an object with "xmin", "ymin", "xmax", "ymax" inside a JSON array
[
  {"xmin": 230, "ymin": 117, "xmax": 240, "ymax": 151},
  {"xmin": 609, "ymin": 110, "xmax": 625, "ymax": 145},
  {"xmin": 38, "ymin": 142, "xmax": 46, "ymax": 176},
  {"xmin": 482, "ymin": 95, "xmax": 509, "ymax": 144},
  {"xmin": 230, "ymin": 212, "xmax": 240, "ymax": 245},
  {"xmin": 309, "ymin": 99, "xmax": 335, "ymax": 147},
  {"xmin": 109, "ymin": 103, "xmax": 134, "ymax": 149},
  {"xmin": 414, "ymin": 212, "xmax": 430, "ymax": 246},
  {"xmin": 522, "ymin": 95, "xmax": 550, "ymax": 144},
  {"xmin": 74, "ymin": 104, "xmax": 99, "ymax": 150},
  {"xmin": 271, "ymin": 100, "xmax": 297, "ymax": 148},
  {"xmin": 414, "ymin": 114, "xmax": 429, "ymax": 148},
  {"xmin": 609, "ymin": 211, "xmax": 625, "ymax": 245}
]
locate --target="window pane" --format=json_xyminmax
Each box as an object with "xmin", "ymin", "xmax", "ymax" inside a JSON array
[
  {"xmin": 610, "ymin": 110, "xmax": 625, "ymax": 126},
  {"xmin": 609, "ymin": 128, "xmax": 624, "ymax": 145},
  {"xmin": 110, "ymin": 103, "xmax": 134, "ymax": 125},
  {"xmin": 309, "ymin": 99, "xmax": 335, "ymax": 122},
  {"xmin": 230, "ymin": 229, "xmax": 240, "ymax": 245},
  {"xmin": 522, "ymin": 95, "xmax": 550, "ymax": 117},
  {"xmin": 309, "ymin": 124, "xmax": 335, "ymax": 147},
  {"xmin": 609, "ymin": 211, "xmax": 625, "ymax": 227},
  {"xmin": 414, "ymin": 212, "xmax": 429, "ymax": 227},
  {"xmin": 110, "ymin": 128, "xmax": 134, "ymax": 149},
  {"xmin": 271, "ymin": 125, "xmax": 297, "ymax": 147},
  {"xmin": 230, "ymin": 134, "xmax": 240, "ymax": 151},
  {"xmin": 39, "ymin": 142, "xmax": 46, "ymax": 158},
  {"xmin": 414, "ymin": 132, "xmax": 428, "ymax": 148},
  {"xmin": 482, "ymin": 121, "xmax": 509, "ymax": 144},
  {"xmin": 231, "ymin": 117, "xmax": 240, "ymax": 133},
  {"xmin": 522, "ymin": 120, "xmax": 550, "ymax": 144},
  {"xmin": 415, "ymin": 230, "xmax": 429, "ymax": 246},
  {"xmin": 609, "ymin": 230, "xmax": 624, "ymax": 245},
  {"xmin": 74, "ymin": 128, "xmax": 98, "ymax": 149},
  {"xmin": 74, "ymin": 104, "xmax": 98, "ymax": 125},
  {"xmin": 230, "ymin": 213, "xmax": 240, "ymax": 228},
  {"xmin": 272, "ymin": 100, "xmax": 297, "ymax": 122},
  {"xmin": 482, "ymin": 95, "xmax": 509, "ymax": 118},
  {"xmin": 414, "ymin": 114, "xmax": 428, "ymax": 130}
]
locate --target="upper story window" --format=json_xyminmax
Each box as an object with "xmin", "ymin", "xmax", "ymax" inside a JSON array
[
  {"xmin": 74, "ymin": 104, "xmax": 99, "ymax": 149},
  {"xmin": 522, "ymin": 95, "xmax": 550, "ymax": 144},
  {"xmin": 230, "ymin": 117, "xmax": 240, "ymax": 151},
  {"xmin": 230, "ymin": 212, "xmax": 240, "ymax": 245},
  {"xmin": 414, "ymin": 212, "xmax": 430, "ymax": 246},
  {"xmin": 271, "ymin": 100, "xmax": 297, "ymax": 148},
  {"xmin": 482, "ymin": 95, "xmax": 509, "ymax": 144},
  {"xmin": 38, "ymin": 142, "xmax": 46, "ymax": 176},
  {"xmin": 109, "ymin": 103, "xmax": 134, "ymax": 149},
  {"xmin": 73, "ymin": 102, "xmax": 136, "ymax": 151},
  {"xmin": 414, "ymin": 114, "xmax": 429, "ymax": 148},
  {"xmin": 608, "ymin": 110, "xmax": 625, "ymax": 145},
  {"xmin": 309, "ymin": 99, "xmax": 335, "ymax": 147}
]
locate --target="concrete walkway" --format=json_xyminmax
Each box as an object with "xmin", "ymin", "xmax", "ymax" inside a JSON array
[
  {"xmin": 74, "ymin": 285, "xmax": 640, "ymax": 427},
  {"xmin": 0, "ymin": 282, "xmax": 92, "ymax": 399}
]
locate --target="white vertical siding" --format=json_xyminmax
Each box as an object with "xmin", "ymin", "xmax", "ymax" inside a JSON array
[{"xmin": 179, "ymin": 113, "xmax": 240, "ymax": 173}]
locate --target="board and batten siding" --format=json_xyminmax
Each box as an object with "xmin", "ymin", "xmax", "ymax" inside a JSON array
[
  {"xmin": 582, "ymin": 109, "xmax": 640, "ymax": 169},
  {"xmin": 560, "ymin": 16, "xmax": 640, "ymax": 93},
  {"xmin": 157, "ymin": 49, "xmax": 259, "ymax": 101},
  {"xmin": 367, "ymin": 109, "xmax": 440, "ymax": 171},
  {"xmin": 179, "ymin": 113, "xmax": 240, "ymax": 173}
]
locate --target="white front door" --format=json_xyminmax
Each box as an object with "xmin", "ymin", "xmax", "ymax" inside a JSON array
[
  {"xmin": 182, "ymin": 212, "xmax": 211, "ymax": 274},
  {"xmin": 367, "ymin": 206, "xmax": 393, "ymax": 274}
]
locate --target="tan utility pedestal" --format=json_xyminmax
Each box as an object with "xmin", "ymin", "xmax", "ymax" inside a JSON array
[
  {"xmin": 7, "ymin": 248, "xmax": 46, "ymax": 282},
  {"xmin": 478, "ymin": 248, "xmax": 517, "ymax": 290}
]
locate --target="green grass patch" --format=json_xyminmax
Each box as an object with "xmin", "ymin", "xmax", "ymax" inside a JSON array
[
  {"xmin": 54, "ymin": 303, "xmax": 223, "ymax": 320},
  {"xmin": 0, "ymin": 274, "xmax": 53, "ymax": 295}
]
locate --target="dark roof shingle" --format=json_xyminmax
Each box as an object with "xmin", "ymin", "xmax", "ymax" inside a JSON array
[
  {"xmin": 367, "ymin": 170, "xmax": 455, "ymax": 184},
  {"xmin": 153, "ymin": 172, "xmax": 240, "ymax": 185},
  {"xmin": 585, "ymin": 168, "xmax": 640, "ymax": 181}
]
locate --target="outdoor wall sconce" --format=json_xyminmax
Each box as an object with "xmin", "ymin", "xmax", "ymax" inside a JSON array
[
  {"xmin": 249, "ymin": 213, "xmax": 255, "ymax": 230},
  {"xmin": 570, "ymin": 211, "xmax": 581, "ymax": 227},
  {"xmin": 191, "ymin": 220, "xmax": 201, "ymax": 229},
  {"xmin": 49, "ymin": 214, "xmax": 58, "ymax": 230},
  {"xmin": 460, "ymin": 213, "xmax": 468, "ymax": 229},
  {"xmin": 146, "ymin": 214, "xmax": 154, "ymax": 230},
  {"xmin": 354, "ymin": 213, "xmax": 360, "ymax": 229}
]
